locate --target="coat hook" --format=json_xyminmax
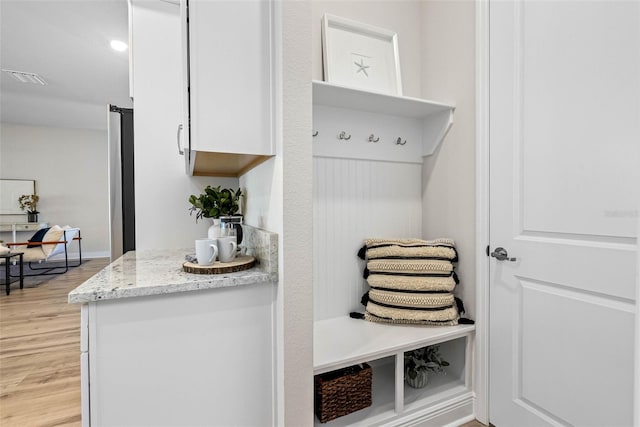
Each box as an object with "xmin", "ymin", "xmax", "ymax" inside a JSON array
[
  {"xmin": 395, "ymin": 137, "xmax": 407, "ymax": 146},
  {"xmin": 368, "ymin": 134, "xmax": 380, "ymax": 143},
  {"xmin": 312, "ymin": 130, "xmax": 319, "ymax": 137},
  {"xmin": 339, "ymin": 131, "xmax": 351, "ymax": 140}
]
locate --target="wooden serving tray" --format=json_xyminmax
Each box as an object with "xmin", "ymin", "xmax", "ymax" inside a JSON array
[{"xmin": 183, "ymin": 255, "xmax": 256, "ymax": 274}]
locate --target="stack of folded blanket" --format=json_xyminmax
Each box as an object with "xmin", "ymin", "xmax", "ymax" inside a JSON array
[{"xmin": 352, "ymin": 238, "xmax": 472, "ymax": 326}]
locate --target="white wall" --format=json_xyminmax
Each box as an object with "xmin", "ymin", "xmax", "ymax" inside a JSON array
[
  {"xmin": 421, "ymin": 1, "xmax": 476, "ymax": 319},
  {"xmin": 0, "ymin": 123, "xmax": 110, "ymax": 257},
  {"xmin": 131, "ymin": 0, "xmax": 237, "ymax": 251},
  {"xmin": 239, "ymin": 1, "xmax": 314, "ymax": 424}
]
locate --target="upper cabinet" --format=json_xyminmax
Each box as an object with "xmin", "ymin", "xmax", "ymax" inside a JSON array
[{"xmin": 181, "ymin": 0, "xmax": 275, "ymax": 177}]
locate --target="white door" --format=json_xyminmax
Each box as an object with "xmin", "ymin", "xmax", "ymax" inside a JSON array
[{"xmin": 489, "ymin": 1, "xmax": 639, "ymax": 426}]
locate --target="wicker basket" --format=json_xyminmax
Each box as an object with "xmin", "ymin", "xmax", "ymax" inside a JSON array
[{"xmin": 314, "ymin": 363, "xmax": 372, "ymax": 423}]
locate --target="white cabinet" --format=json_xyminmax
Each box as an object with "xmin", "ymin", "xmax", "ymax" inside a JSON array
[
  {"xmin": 181, "ymin": 0, "xmax": 275, "ymax": 177},
  {"xmin": 0, "ymin": 222, "xmax": 48, "ymax": 243},
  {"xmin": 81, "ymin": 284, "xmax": 275, "ymax": 426},
  {"xmin": 312, "ymin": 82, "xmax": 474, "ymax": 425}
]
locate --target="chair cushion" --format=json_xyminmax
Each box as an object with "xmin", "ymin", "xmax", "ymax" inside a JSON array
[
  {"xmin": 41, "ymin": 225, "xmax": 65, "ymax": 258},
  {"xmin": 18, "ymin": 247, "xmax": 47, "ymax": 262},
  {"xmin": 49, "ymin": 227, "xmax": 79, "ymax": 258},
  {"xmin": 27, "ymin": 227, "xmax": 51, "ymax": 248}
]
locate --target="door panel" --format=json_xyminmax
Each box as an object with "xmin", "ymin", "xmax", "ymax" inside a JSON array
[
  {"xmin": 519, "ymin": 2, "xmax": 639, "ymax": 239},
  {"xmin": 520, "ymin": 280, "xmax": 634, "ymax": 426},
  {"xmin": 489, "ymin": 1, "xmax": 639, "ymax": 426}
]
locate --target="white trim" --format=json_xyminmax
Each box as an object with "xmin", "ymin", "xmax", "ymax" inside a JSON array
[
  {"xmin": 48, "ymin": 251, "xmax": 110, "ymax": 261},
  {"xmin": 390, "ymin": 392, "xmax": 475, "ymax": 426},
  {"xmin": 635, "ymin": 197, "xmax": 640, "ymax": 426},
  {"xmin": 475, "ymin": 0, "xmax": 491, "ymax": 424}
]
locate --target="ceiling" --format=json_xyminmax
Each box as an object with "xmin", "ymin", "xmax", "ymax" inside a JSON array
[{"xmin": 0, "ymin": 0, "xmax": 132, "ymax": 131}]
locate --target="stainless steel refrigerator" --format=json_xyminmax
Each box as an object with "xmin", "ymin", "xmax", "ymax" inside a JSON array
[{"xmin": 107, "ymin": 105, "xmax": 135, "ymax": 261}]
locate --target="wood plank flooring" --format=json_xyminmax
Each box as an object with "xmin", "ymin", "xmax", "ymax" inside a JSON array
[{"xmin": 0, "ymin": 259, "xmax": 109, "ymax": 427}]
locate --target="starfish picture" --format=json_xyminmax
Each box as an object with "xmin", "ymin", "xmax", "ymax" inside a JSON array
[{"xmin": 354, "ymin": 58, "xmax": 370, "ymax": 77}]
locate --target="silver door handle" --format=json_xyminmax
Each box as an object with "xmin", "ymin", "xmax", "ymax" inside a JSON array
[
  {"xmin": 177, "ymin": 124, "xmax": 184, "ymax": 155},
  {"xmin": 491, "ymin": 247, "xmax": 517, "ymax": 262}
]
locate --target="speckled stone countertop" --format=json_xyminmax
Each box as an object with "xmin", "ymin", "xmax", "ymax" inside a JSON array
[{"xmin": 69, "ymin": 226, "xmax": 278, "ymax": 304}]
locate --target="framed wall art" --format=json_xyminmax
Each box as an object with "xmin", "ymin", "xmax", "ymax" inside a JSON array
[
  {"xmin": 0, "ymin": 179, "xmax": 36, "ymax": 215},
  {"xmin": 322, "ymin": 14, "xmax": 403, "ymax": 95}
]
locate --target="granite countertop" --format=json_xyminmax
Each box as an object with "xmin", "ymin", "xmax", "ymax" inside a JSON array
[
  {"xmin": 69, "ymin": 226, "xmax": 278, "ymax": 304},
  {"xmin": 68, "ymin": 249, "xmax": 274, "ymax": 303}
]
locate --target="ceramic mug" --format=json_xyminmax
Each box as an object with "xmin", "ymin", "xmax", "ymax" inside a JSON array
[
  {"xmin": 217, "ymin": 236, "xmax": 237, "ymax": 263},
  {"xmin": 195, "ymin": 238, "xmax": 218, "ymax": 266}
]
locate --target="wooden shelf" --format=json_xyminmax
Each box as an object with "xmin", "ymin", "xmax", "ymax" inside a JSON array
[
  {"xmin": 312, "ymin": 81, "xmax": 455, "ymax": 162},
  {"xmin": 313, "ymin": 81, "xmax": 454, "ymax": 119},
  {"xmin": 190, "ymin": 150, "xmax": 273, "ymax": 177},
  {"xmin": 313, "ymin": 316, "xmax": 475, "ymax": 375}
]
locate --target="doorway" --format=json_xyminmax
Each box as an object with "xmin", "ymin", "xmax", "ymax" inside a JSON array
[
  {"xmin": 479, "ymin": 1, "xmax": 639, "ymax": 425},
  {"xmin": 108, "ymin": 105, "xmax": 135, "ymax": 259}
]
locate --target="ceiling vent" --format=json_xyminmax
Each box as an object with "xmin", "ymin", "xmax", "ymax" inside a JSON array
[{"xmin": 2, "ymin": 69, "xmax": 48, "ymax": 85}]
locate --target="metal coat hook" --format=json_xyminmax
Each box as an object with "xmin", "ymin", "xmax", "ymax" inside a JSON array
[
  {"xmin": 312, "ymin": 130, "xmax": 319, "ymax": 137},
  {"xmin": 339, "ymin": 131, "xmax": 351, "ymax": 140},
  {"xmin": 395, "ymin": 137, "xmax": 407, "ymax": 146},
  {"xmin": 368, "ymin": 134, "xmax": 380, "ymax": 143}
]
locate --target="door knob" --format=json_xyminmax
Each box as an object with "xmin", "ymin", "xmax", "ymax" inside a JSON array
[{"xmin": 491, "ymin": 247, "xmax": 517, "ymax": 262}]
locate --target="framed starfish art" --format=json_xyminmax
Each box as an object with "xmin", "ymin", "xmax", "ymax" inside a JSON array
[{"xmin": 321, "ymin": 14, "xmax": 403, "ymax": 95}]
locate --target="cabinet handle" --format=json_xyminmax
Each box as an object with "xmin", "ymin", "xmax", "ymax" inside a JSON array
[{"xmin": 177, "ymin": 124, "xmax": 185, "ymax": 155}]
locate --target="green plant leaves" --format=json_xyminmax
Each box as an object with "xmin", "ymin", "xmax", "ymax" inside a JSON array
[
  {"xmin": 404, "ymin": 344, "xmax": 449, "ymax": 375},
  {"xmin": 188, "ymin": 186, "xmax": 242, "ymax": 222}
]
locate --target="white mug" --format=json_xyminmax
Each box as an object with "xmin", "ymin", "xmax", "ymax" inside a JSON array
[
  {"xmin": 217, "ymin": 236, "xmax": 237, "ymax": 263},
  {"xmin": 195, "ymin": 238, "xmax": 218, "ymax": 266}
]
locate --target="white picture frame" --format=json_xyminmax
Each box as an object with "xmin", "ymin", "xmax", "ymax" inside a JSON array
[
  {"xmin": 322, "ymin": 14, "xmax": 402, "ymax": 95},
  {"xmin": 0, "ymin": 179, "xmax": 35, "ymax": 215}
]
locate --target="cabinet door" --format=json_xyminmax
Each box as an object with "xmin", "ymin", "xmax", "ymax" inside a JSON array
[
  {"xmin": 188, "ymin": 0, "xmax": 273, "ymax": 156},
  {"xmin": 179, "ymin": 0, "xmax": 190, "ymax": 171},
  {"xmin": 88, "ymin": 285, "xmax": 275, "ymax": 426}
]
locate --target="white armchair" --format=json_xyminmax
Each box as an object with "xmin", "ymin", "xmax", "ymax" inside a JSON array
[{"xmin": 7, "ymin": 225, "xmax": 82, "ymax": 276}]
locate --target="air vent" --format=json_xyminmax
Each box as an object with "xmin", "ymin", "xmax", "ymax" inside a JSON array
[{"xmin": 2, "ymin": 69, "xmax": 47, "ymax": 85}]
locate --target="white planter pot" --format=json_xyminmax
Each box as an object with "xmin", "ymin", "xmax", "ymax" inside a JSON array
[
  {"xmin": 405, "ymin": 369, "xmax": 429, "ymax": 389},
  {"xmin": 208, "ymin": 218, "xmax": 221, "ymax": 239}
]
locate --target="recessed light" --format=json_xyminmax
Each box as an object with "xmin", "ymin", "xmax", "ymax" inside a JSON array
[
  {"xmin": 2, "ymin": 69, "xmax": 47, "ymax": 85},
  {"xmin": 110, "ymin": 40, "xmax": 128, "ymax": 52}
]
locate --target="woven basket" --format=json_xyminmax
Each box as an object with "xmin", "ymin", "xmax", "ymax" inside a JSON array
[{"xmin": 314, "ymin": 363, "xmax": 372, "ymax": 423}]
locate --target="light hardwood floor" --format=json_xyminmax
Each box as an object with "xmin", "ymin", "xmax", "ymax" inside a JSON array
[{"xmin": 0, "ymin": 258, "xmax": 109, "ymax": 427}]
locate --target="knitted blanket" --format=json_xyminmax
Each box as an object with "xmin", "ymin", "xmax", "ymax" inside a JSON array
[
  {"xmin": 358, "ymin": 238, "xmax": 458, "ymax": 262},
  {"xmin": 351, "ymin": 237, "xmax": 474, "ymax": 326},
  {"xmin": 368, "ymin": 289, "xmax": 454, "ymax": 308},
  {"xmin": 367, "ymin": 259, "xmax": 453, "ymax": 274},
  {"xmin": 363, "ymin": 311, "xmax": 459, "ymax": 326},
  {"xmin": 367, "ymin": 274, "xmax": 457, "ymax": 292}
]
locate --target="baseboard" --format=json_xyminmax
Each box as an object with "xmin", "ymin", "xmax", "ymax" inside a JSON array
[
  {"xmin": 48, "ymin": 251, "xmax": 110, "ymax": 261},
  {"xmin": 391, "ymin": 393, "xmax": 475, "ymax": 427}
]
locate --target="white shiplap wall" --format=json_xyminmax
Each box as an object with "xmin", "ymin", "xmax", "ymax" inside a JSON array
[{"xmin": 313, "ymin": 157, "xmax": 423, "ymax": 321}]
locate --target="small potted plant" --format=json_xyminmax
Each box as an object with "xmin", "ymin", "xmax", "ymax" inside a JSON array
[
  {"xmin": 188, "ymin": 186, "xmax": 243, "ymax": 240},
  {"xmin": 404, "ymin": 344, "xmax": 449, "ymax": 389},
  {"xmin": 18, "ymin": 194, "xmax": 40, "ymax": 223}
]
